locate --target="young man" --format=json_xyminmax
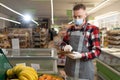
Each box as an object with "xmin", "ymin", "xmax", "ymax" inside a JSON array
[{"xmin": 63, "ymin": 4, "xmax": 101, "ymax": 80}]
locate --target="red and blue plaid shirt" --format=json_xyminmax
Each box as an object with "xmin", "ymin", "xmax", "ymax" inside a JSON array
[{"xmin": 62, "ymin": 23, "xmax": 101, "ymax": 60}]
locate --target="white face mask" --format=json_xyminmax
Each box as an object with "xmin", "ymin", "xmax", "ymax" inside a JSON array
[{"xmin": 74, "ymin": 18, "xmax": 83, "ymax": 26}]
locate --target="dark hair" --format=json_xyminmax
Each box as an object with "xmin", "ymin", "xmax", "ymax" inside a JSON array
[{"xmin": 73, "ymin": 4, "xmax": 86, "ymax": 11}]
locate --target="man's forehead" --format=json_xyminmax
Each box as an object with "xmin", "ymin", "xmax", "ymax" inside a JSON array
[{"xmin": 73, "ymin": 10, "xmax": 86, "ymax": 16}]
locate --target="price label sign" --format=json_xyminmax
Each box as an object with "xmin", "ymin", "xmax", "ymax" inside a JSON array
[
  {"xmin": 16, "ymin": 63, "xmax": 26, "ymax": 66},
  {"xmin": 31, "ymin": 63, "xmax": 40, "ymax": 71}
]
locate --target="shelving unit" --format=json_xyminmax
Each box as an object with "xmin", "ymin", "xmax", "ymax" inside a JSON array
[
  {"xmin": 32, "ymin": 27, "xmax": 48, "ymax": 48},
  {"xmin": 94, "ymin": 12, "xmax": 120, "ymax": 47},
  {"xmin": 32, "ymin": 28, "xmax": 41, "ymax": 48},
  {"xmin": 107, "ymin": 30, "xmax": 120, "ymax": 48},
  {"xmin": 0, "ymin": 34, "xmax": 10, "ymax": 48},
  {"xmin": 40, "ymin": 28, "xmax": 48, "ymax": 48},
  {"xmin": 8, "ymin": 28, "xmax": 32, "ymax": 48}
]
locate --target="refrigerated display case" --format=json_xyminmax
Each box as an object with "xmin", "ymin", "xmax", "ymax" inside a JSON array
[
  {"xmin": 5, "ymin": 48, "xmax": 58, "ymax": 74},
  {"xmin": 97, "ymin": 48, "xmax": 120, "ymax": 80}
]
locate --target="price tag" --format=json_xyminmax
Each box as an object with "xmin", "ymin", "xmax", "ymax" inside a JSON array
[
  {"xmin": 12, "ymin": 38, "xmax": 20, "ymax": 49},
  {"xmin": 31, "ymin": 63, "xmax": 40, "ymax": 71},
  {"xmin": 16, "ymin": 63, "xmax": 26, "ymax": 66}
]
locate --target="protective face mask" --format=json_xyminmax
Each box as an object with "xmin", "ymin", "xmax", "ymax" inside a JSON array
[{"xmin": 74, "ymin": 18, "xmax": 83, "ymax": 26}]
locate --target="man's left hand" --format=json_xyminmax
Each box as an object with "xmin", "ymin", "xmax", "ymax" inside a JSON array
[{"xmin": 67, "ymin": 51, "xmax": 82, "ymax": 59}]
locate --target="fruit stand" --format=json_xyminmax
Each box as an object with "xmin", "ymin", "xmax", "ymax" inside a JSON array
[{"xmin": 0, "ymin": 48, "xmax": 64, "ymax": 80}]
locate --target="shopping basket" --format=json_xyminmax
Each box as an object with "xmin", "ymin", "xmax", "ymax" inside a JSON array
[{"xmin": 0, "ymin": 49, "xmax": 12, "ymax": 80}]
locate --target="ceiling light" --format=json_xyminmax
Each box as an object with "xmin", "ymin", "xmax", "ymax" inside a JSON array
[
  {"xmin": 0, "ymin": 3, "xmax": 39, "ymax": 25},
  {"xmin": 23, "ymin": 14, "xmax": 32, "ymax": 22},
  {"xmin": 88, "ymin": 0, "xmax": 111, "ymax": 14},
  {"xmin": 31, "ymin": 0, "xmax": 50, "ymax": 1},
  {"xmin": 95, "ymin": 11, "xmax": 120, "ymax": 20},
  {"xmin": 0, "ymin": 3, "xmax": 23, "ymax": 16},
  {"xmin": 0, "ymin": 17, "xmax": 21, "ymax": 24}
]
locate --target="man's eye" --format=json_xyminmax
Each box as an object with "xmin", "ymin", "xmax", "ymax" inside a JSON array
[
  {"xmin": 78, "ymin": 16, "xmax": 82, "ymax": 18},
  {"xmin": 74, "ymin": 16, "xmax": 82, "ymax": 18},
  {"xmin": 74, "ymin": 16, "xmax": 77, "ymax": 18}
]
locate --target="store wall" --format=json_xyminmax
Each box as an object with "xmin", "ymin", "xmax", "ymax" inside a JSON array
[
  {"xmin": 0, "ymin": 13, "xmax": 10, "ymax": 28},
  {"xmin": 91, "ymin": 0, "xmax": 120, "ymax": 17}
]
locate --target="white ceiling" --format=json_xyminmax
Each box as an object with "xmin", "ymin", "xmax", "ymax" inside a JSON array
[{"xmin": 0, "ymin": 0, "xmax": 119, "ymax": 24}]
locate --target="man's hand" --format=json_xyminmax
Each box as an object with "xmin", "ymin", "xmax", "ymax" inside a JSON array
[
  {"xmin": 63, "ymin": 45, "xmax": 73, "ymax": 52},
  {"xmin": 67, "ymin": 51, "xmax": 82, "ymax": 59}
]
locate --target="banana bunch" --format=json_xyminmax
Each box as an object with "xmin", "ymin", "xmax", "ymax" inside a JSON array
[{"xmin": 6, "ymin": 64, "xmax": 38, "ymax": 80}]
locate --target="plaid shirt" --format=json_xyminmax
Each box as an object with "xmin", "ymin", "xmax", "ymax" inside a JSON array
[{"xmin": 62, "ymin": 23, "xmax": 101, "ymax": 60}]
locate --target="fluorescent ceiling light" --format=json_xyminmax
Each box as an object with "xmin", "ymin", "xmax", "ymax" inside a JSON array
[
  {"xmin": 31, "ymin": 0, "xmax": 50, "ymax": 1},
  {"xmin": 95, "ymin": 11, "xmax": 120, "ymax": 20},
  {"xmin": 0, "ymin": 3, "xmax": 39, "ymax": 25},
  {"xmin": 23, "ymin": 14, "xmax": 32, "ymax": 22},
  {"xmin": 88, "ymin": 0, "xmax": 111, "ymax": 14},
  {"xmin": 0, "ymin": 17, "xmax": 21, "ymax": 24},
  {"xmin": 0, "ymin": 3, "xmax": 23, "ymax": 16}
]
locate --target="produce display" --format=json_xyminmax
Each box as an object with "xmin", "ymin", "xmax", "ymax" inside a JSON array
[
  {"xmin": 0, "ymin": 34, "xmax": 11, "ymax": 48},
  {"xmin": 6, "ymin": 64, "xmax": 38, "ymax": 80},
  {"xmin": 107, "ymin": 30, "xmax": 120, "ymax": 48},
  {"xmin": 107, "ymin": 30, "xmax": 120, "ymax": 36},
  {"xmin": 8, "ymin": 28, "xmax": 31, "ymax": 48},
  {"xmin": 6, "ymin": 64, "xmax": 64, "ymax": 80},
  {"xmin": 38, "ymin": 74, "xmax": 63, "ymax": 80}
]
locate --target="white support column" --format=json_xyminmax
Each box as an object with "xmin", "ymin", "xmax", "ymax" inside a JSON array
[{"xmin": 51, "ymin": 0, "xmax": 54, "ymax": 24}]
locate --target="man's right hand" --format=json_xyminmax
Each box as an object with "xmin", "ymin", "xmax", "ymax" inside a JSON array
[{"xmin": 63, "ymin": 45, "xmax": 73, "ymax": 52}]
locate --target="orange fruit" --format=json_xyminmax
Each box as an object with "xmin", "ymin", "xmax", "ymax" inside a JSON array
[
  {"xmin": 38, "ymin": 77, "xmax": 44, "ymax": 80},
  {"xmin": 46, "ymin": 75, "xmax": 52, "ymax": 80},
  {"xmin": 42, "ymin": 74, "xmax": 48, "ymax": 79},
  {"xmin": 52, "ymin": 77, "xmax": 57, "ymax": 80}
]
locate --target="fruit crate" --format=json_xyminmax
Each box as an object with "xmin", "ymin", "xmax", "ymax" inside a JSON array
[
  {"xmin": 0, "ymin": 49, "xmax": 12, "ymax": 80},
  {"xmin": 5, "ymin": 48, "xmax": 58, "ymax": 74}
]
